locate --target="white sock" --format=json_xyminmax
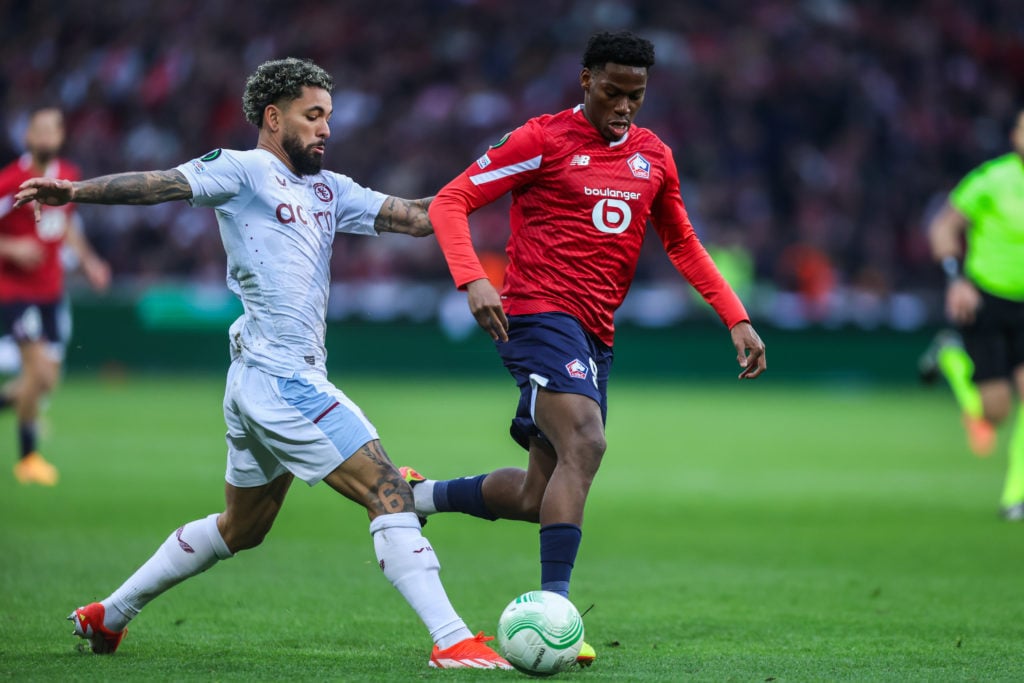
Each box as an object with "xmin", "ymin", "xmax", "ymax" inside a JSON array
[
  {"xmin": 412, "ymin": 479, "xmax": 437, "ymax": 515},
  {"xmin": 101, "ymin": 513, "xmax": 233, "ymax": 631},
  {"xmin": 370, "ymin": 512, "xmax": 471, "ymax": 649}
]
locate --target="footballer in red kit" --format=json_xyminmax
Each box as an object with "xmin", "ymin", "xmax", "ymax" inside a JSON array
[
  {"xmin": 431, "ymin": 105, "xmax": 749, "ymax": 345},
  {"xmin": 403, "ymin": 31, "xmax": 766, "ymax": 668},
  {"xmin": 0, "ymin": 107, "xmax": 110, "ymax": 486},
  {"xmin": 0, "ymin": 155, "xmax": 79, "ymax": 304}
]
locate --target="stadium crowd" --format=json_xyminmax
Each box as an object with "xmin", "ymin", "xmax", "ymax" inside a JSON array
[{"xmin": 2, "ymin": 0, "xmax": 1022, "ymax": 329}]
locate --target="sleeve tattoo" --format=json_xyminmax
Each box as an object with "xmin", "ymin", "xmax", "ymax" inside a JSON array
[
  {"xmin": 74, "ymin": 169, "xmax": 193, "ymax": 205},
  {"xmin": 374, "ymin": 196, "xmax": 434, "ymax": 236}
]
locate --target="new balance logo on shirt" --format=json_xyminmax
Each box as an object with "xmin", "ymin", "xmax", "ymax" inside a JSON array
[{"xmin": 570, "ymin": 155, "xmax": 591, "ymax": 166}]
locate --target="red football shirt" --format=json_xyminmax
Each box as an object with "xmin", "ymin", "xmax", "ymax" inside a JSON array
[
  {"xmin": 0, "ymin": 155, "xmax": 79, "ymax": 303},
  {"xmin": 430, "ymin": 106, "xmax": 749, "ymax": 346}
]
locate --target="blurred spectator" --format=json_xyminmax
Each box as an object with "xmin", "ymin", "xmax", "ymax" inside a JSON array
[{"xmin": 1, "ymin": 0, "xmax": 1021, "ymax": 328}]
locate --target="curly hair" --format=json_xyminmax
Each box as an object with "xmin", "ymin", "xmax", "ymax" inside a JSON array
[
  {"xmin": 242, "ymin": 58, "xmax": 334, "ymax": 128},
  {"xmin": 581, "ymin": 31, "xmax": 655, "ymax": 71}
]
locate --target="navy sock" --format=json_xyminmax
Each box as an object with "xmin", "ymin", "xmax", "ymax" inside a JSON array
[
  {"xmin": 539, "ymin": 523, "xmax": 582, "ymax": 597},
  {"xmin": 433, "ymin": 474, "xmax": 498, "ymax": 520},
  {"xmin": 18, "ymin": 422, "xmax": 37, "ymax": 459}
]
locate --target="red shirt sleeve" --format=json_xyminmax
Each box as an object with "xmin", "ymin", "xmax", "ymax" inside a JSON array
[
  {"xmin": 651, "ymin": 147, "xmax": 750, "ymax": 329},
  {"xmin": 429, "ymin": 174, "xmax": 490, "ymax": 289},
  {"xmin": 430, "ymin": 122, "xmax": 546, "ymax": 289}
]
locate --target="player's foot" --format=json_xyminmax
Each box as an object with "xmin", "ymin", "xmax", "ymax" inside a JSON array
[
  {"xmin": 399, "ymin": 466, "xmax": 426, "ymax": 486},
  {"xmin": 429, "ymin": 632, "xmax": 512, "ymax": 669},
  {"xmin": 399, "ymin": 466, "xmax": 430, "ymax": 526},
  {"xmin": 1001, "ymin": 502, "xmax": 1024, "ymax": 522},
  {"xmin": 68, "ymin": 603, "xmax": 126, "ymax": 654},
  {"xmin": 962, "ymin": 414, "xmax": 996, "ymax": 457},
  {"xmin": 13, "ymin": 452, "xmax": 58, "ymax": 486},
  {"xmin": 918, "ymin": 329, "xmax": 962, "ymax": 384},
  {"xmin": 576, "ymin": 641, "xmax": 596, "ymax": 667}
]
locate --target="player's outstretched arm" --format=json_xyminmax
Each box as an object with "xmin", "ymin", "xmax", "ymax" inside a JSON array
[
  {"xmin": 14, "ymin": 170, "xmax": 192, "ymax": 209},
  {"xmin": 374, "ymin": 196, "xmax": 433, "ymax": 237},
  {"xmin": 731, "ymin": 321, "xmax": 766, "ymax": 379}
]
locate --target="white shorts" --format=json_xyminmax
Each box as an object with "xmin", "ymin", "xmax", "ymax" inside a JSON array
[{"xmin": 222, "ymin": 360, "xmax": 379, "ymax": 487}]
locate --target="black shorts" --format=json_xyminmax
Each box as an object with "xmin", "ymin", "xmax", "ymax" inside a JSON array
[
  {"xmin": 960, "ymin": 290, "xmax": 1024, "ymax": 382},
  {"xmin": 0, "ymin": 300, "xmax": 63, "ymax": 345},
  {"xmin": 495, "ymin": 312, "xmax": 613, "ymax": 451}
]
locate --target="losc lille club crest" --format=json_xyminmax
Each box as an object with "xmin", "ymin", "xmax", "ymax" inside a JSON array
[
  {"xmin": 627, "ymin": 152, "xmax": 650, "ymax": 179},
  {"xmin": 565, "ymin": 359, "xmax": 589, "ymax": 380}
]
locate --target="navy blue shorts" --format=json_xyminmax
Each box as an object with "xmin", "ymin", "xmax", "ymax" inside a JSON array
[
  {"xmin": 495, "ymin": 312, "xmax": 613, "ymax": 450},
  {"xmin": 961, "ymin": 289, "xmax": 1024, "ymax": 382},
  {"xmin": 0, "ymin": 300, "xmax": 63, "ymax": 344}
]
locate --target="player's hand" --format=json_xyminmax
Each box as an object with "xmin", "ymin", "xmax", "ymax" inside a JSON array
[
  {"xmin": 2, "ymin": 237, "xmax": 45, "ymax": 270},
  {"xmin": 466, "ymin": 278, "xmax": 509, "ymax": 342},
  {"xmin": 14, "ymin": 177, "xmax": 76, "ymax": 220},
  {"xmin": 945, "ymin": 278, "xmax": 980, "ymax": 325},
  {"xmin": 730, "ymin": 321, "xmax": 766, "ymax": 379}
]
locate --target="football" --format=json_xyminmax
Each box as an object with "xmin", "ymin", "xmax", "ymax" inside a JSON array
[{"xmin": 496, "ymin": 590, "xmax": 585, "ymax": 676}]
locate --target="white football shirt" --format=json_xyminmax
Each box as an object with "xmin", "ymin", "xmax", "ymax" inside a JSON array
[{"xmin": 177, "ymin": 148, "xmax": 387, "ymax": 376}]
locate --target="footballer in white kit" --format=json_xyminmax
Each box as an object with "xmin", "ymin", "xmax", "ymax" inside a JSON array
[
  {"xmin": 177, "ymin": 147, "xmax": 385, "ymax": 487},
  {"xmin": 14, "ymin": 57, "xmax": 510, "ymax": 669}
]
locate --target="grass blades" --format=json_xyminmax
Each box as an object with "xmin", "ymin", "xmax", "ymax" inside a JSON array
[{"xmin": 1, "ymin": 375, "xmax": 1022, "ymax": 681}]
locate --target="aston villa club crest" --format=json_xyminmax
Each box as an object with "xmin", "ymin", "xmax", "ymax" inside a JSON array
[
  {"xmin": 313, "ymin": 182, "xmax": 333, "ymax": 202},
  {"xmin": 627, "ymin": 152, "xmax": 651, "ymax": 179},
  {"xmin": 565, "ymin": 359, "xmax": 589, "ymax": 380}
]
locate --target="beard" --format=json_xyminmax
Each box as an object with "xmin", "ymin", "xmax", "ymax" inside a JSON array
[
  {"xmin": 282, "ymin": 130, "xmax": 323, "ymax": 176},
  {"xmin": 30, "ymin": 147, "xmax": 58, "ymax": 166}
]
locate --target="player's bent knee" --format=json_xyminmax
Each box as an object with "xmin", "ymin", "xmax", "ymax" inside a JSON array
[
  {"xmin": 585, "ymin": 435, "xmax": 607, "ymax": 459},
  {"xmin": 563, "ymin": 438, "xmax": 606, "ymax": 474},
  {"xmin": 559, "ymin": 424, "xmax": 606, "ymax": 460}
]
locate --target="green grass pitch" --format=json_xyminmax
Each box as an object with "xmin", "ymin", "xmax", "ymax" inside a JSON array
[{"xmin": 1, "ymin": 374, "xmax": 1023, "ymax": 681}]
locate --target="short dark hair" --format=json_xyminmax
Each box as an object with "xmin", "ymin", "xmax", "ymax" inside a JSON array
[
  {"xmin": 242, "ymin": 58, "xmax": 334, "ymax": 128},
  {"xmin": 581, "ymin": 31, "xmax": 655, "ymax": 72}
]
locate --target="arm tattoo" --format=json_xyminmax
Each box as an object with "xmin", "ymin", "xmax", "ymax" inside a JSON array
[
  {"xmin": 374, "ymin": 196, "xmax": 433, "ymax": 236},
  {"xmin": 73, "ymin": 169, "xmax": 192, "ymax": 205}
]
